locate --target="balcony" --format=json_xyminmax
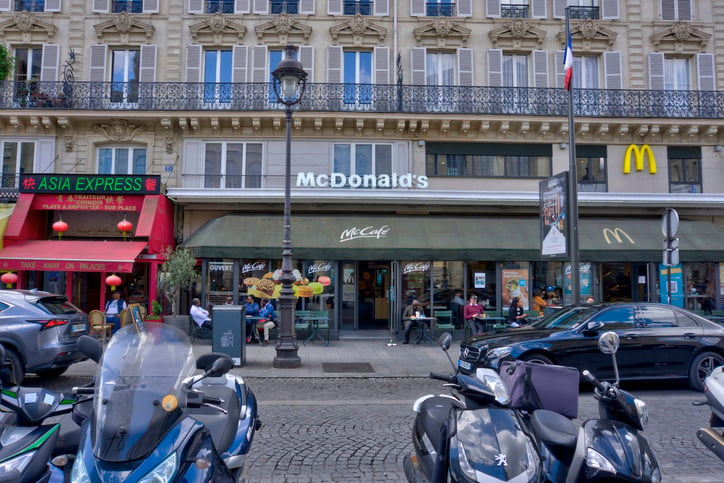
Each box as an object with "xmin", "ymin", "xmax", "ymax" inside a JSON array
[
  {"xmin": 343, "ymin": 0, "xmax": 372, "ymax": 15},
  {"xmin": 112, "ymin": 0, "xmax": 143, "ymax": 13},
  {"xmin": 501, "ymin": 4, "xmax": 529, "ymax": 18},
  {"xmin": 14, "ymin": 0, "xmax": 44, "ymax": 11},
  {"xmin": 568, "ymin": 6, "xmax": 599, "ymax": 20},
  {"xmin": 205, "ymin": 0, "xmax": 235, "ymax": 13},
  {"xmin": 270, "ymin": 0, "xmax": 299, "ymax": 14},
  {"xmin": 1, "ymin": 80, "xmax": 723, "ymax": 119},
  {"xmin": 426, "ymin": 2, "xmax": 455, "ymax": 16}
]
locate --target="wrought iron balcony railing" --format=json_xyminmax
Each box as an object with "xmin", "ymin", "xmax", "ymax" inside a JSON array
[
  {"xmin": 205, "ymin": 0, "xmax": 235, "ymax": 13},
  {"xmin": 568, "ymin": 6, "xmax": 600, "ymax": 20},
  {"xmin": 426, "ymin": 2, "xmax": 455, "ymax": 16},
  {"xmin": 14, "ymin": 0, "xmax": 44, "ymax": 11},
  {"xmin": 1, "ymin": 80, "xmax": 723, "ymax": 119},
  {"xmin": 501, "ymin": 4, "xmax": 529, "ymax": 18},
  {"xmin": 112, "ymin": 0, "xmax": 143, "ymax": 13},
  {"xmin": 343, "ymin": 0, "xmax": 372, "ymax": 15},
  {"xmin": 270, "ymin": 0, "xmax": 299, "ymax": 14}
]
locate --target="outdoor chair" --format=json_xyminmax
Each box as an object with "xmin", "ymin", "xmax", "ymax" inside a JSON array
[
  {"xmin": 89, "ymin": 310, "xmax": 113, "ymax": 343},
  {"xmin": 434, "ymin": 309, "xmax": 455, "ymax": 338}
]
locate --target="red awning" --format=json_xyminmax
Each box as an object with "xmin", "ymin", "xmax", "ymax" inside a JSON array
[{"xmin": 0, "ymin": 241, "xmax": 147, "ymax": 272}]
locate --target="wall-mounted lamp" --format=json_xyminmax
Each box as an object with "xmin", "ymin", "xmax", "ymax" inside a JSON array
[
  {"xmin": 559, "ymin": 142, "xmax": 568, "ymax": 150},
  {"xmin": 714, "ymin": 145, "xmax": 722, "ymax": 152},
  {"xmin": 417, "ymin": 139, "xmax": 425, "ymax": 147}
]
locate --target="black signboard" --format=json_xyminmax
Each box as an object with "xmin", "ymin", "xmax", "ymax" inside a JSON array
[{"xmin": 19, "ymin": 174, "xmax": 162, "ymax": 195}]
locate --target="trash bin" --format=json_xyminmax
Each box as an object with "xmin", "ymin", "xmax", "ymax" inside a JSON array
[{"xmin": 212, "ymin": 305, "xmax": 245, "ymax": 366}]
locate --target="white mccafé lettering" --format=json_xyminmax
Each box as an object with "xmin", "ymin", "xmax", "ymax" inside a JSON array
[
  {"xmin": 297, "ymin": 172, "xmax": 428, "ymax": 189},
  {"xmin": 340, "ymin": 225, "xmax": 391, "ymax": 243}
]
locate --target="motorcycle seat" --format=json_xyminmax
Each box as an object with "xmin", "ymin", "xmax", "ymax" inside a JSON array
[
  {"xmin": 186, "ymin": 383, "xmax": 241, "ymax": 453},
  {"xmin": 530, "ymin": 409, "xmax": 578, "ymax": 448}
]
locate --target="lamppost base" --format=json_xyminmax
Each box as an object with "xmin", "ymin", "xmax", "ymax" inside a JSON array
[{"xmin": 273, "ymin": 348, "xmax": 302, "ymax": 368}]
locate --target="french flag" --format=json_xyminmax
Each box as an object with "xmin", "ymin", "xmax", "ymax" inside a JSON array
[{"xmin": 563, "ymin": 35, "xmax": 573, "ymax": 90}]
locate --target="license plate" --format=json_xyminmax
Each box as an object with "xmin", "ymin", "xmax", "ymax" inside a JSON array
[
  {"xmin": 71, "ymin": 323, "xmax": 86, "ymax": 333},
  {"xmin": 458, "ymin": 359, "xmax": 472, "ymax": 371}
]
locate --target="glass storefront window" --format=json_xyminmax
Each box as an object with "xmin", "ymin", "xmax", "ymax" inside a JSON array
[
  {"xmin": 532, "ymin": 261, "xmax": 563, "ymax": 308},
  {"xmin": 208, "ymin": 259, "xmax": 234, "ymax": 305},
  {"xmin": 685, "ymin": 262, "xmax": 716, "ymax": 312},
  {"xmin": 240, "ymin": 260, "xmax": 271, "ymax": 299},
  {"xmin": 501, "ymin": 262, "xmax": 530, "ymax": 311},
  {"xmin": 431, "ymin": 261, "xmax": 464, "ymax": 311},
  {"xmin": 401, "ymin": 261, "xmax": 431, "ymax": 311},
  {"xmin": 467, "ymin": 261, "xmax": 497, "ymax": 310}
]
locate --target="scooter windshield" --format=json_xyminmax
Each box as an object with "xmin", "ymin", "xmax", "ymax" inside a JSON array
[{"xmin": 91, "ymin": 322, "xmax": 196, "ymax": 462}]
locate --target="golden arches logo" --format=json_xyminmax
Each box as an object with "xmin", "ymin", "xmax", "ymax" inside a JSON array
[
  {"xmin": 623, "ymin": 144, "xmax": 657, "ymax": 174},
  {"xmin": 603, "ymin": 227, "xmax": 635, "ymax": 245}
]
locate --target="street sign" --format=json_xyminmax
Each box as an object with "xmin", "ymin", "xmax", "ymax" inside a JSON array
[{"xmin": 662, "ymin": 208, "xmax": 679, "ymax": 238}]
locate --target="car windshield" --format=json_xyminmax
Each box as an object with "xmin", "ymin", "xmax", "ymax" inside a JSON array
[
  {"xmin": 532, "ymin": 305, "xmax": 598, "ymax": 330},
  {"xmin": 36, "ymin": 296, "xmax": 81, "ymax": 315}
]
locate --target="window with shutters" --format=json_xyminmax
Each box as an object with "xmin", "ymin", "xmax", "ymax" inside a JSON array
[
  {"xmin": 13, "ymin": 47, "xmax": 42, "ymax": 103},
  {"xmin": 1, "ymin": 140, "xmax": 34, "ymax": 188},
  {"xmin": 568, "ymin": 0, "xmax": 599, "ymax": 20},
  {"xmin": 344, "ymin": 51, "xmax": 372, "ymax": 105},
  {"xmin": 205, "ymin": 0, "xmax": 235, "ymax": 13},
  {"xmin": 14, "ymin": 0, "xmax": 45, "ymax": 11},
  {"xmin": 664, "ymin": 57, "xmax": 690, "ymax": 90},
  {"xmin": 502, "ymin": 53, "xmax": 531, "ymax": 113},
  {"xmin": 343, "ymin": 0, "xmax": 372, "ymax": 14},
  {"xmin": 500, "ymin": 1, "xmax": 529, "ymax": 18},
  {"xmin": 427, "ymin": 0, "xmax": 454, "ymax": 16},
  {"xmin": 98, "ymin": 147, "xmax": 147, "ymax": 175},
  {"xmin": 426, "ymin": 52, "xmax": 455, "ymax": 111},
  {"xmin": 668, "ymin": 147, "xmax": 701, "ymax": 194},
  {"xmin": 204, "ymin": 50, "xmax": 233, "ymax": 104},
  {"xmin": 333, "ymin": 144, "xmax": 393, "ymax": 189},
  {"xmin": 425, "ymin": 143, "xmax": 552, "ymax": 178},
  {"xmin": 661, "ymin": 0, "xmax": 691, "ymax": 21},
  {"xmin": 111, "ymin": 49, "xmax": 140, "ymax": 104},
  {"xmin": 112, "ymin": 0, "xmax": 142, "ymax": 12},
  {"xmin": 204, "ymin": 142, "xmax": 263, "ymax": 189},
  {"xmin": 270, "ymin": 0, "xmax": 299, "ymax": 13}
]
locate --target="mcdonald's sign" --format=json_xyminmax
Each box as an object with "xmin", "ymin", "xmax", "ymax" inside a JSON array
[
  {"xmin": 623, "ymin": 144, "xmax": 657, "ymax": 174},
  {"xmin": 603, "ymin": 227, "xmax": 635, "ymax": 245}
]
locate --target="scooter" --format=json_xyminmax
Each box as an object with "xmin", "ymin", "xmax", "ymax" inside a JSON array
[
  {"xmin": 56, "ymin": 322, "xmax": 261, "ymax": 482},
  {"xmin": 694, "ymin": 365, "xmax": 724, "ymax": 461},
  {"xmin": 522, "ymin": 332, "xmax": 661, "ymax": 482},
  {"xmin": 0, "ymin": 341, "xmax": 96, "ymax": 483},
  {"xmin": 403, "ymin": 332, "xmax": 542, "ymax": 482}
]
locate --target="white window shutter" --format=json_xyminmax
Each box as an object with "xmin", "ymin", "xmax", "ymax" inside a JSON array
[
  {"xmin": 183, "ymin": 140, "xmax": 205, "ymax": 188},
  {"xmin": 327, "ymin": 46, "xmax": 343, "ymax": 83},
  {"xmin": 531, "ymin": 0, "xmax": 546, "ymax": 18},
  {"xmin": 697, "ymin": 53, "xmax": 715, "ymax": 91},
  {"xmin": 411, "ymin": 48, "xmax": 426, "ymax": 85},
  {"xmin": 36, "ymin": 139, "xmax": 56, "ymax": 173},
  {"xmin": 532, "ymin": 50, "xmax": 548, "ymax": 88},
  {"xmin": 89, "ymin": 45, "xmax": 107, "ymax": 82},
  {"xmin": 143, "ymin": 0, "xmax": 159, "ymax": 13},
  {"xmin": 40, "ymin": 44, "xmax": 60, "ymax": 82},
  {"xmin": 92, "ymin": 0, "xmax": 110, "ymax": 13},
  {"xmin": 410, "ymin": 0, "xmax": 425, "ymax": 17},
  {"xmin": 457, "ymin": 0, "xmax": 471, "ymax": 17},
  {"xmin": 139, "ymin": 44, "xmax": 157, "ymax": 82},
  {"xmin": 487, "ymin": 49, "xmax": 502, "ymax": 87},
  {"xmin": 328, "ymin": 0, "xmax": 342, "ymax": 14},
  {"xmin": 552, "ymin": 0, "xmax": 566, "ymax": 18},
  {"xmin": 374, "ymin": 0, "xmax": 389, "ymax": 16},
  {"xmin": 300, "ymin": 0, "xmax": 314, "ymax": 14},
  {"xmin": 299, "ymin": 46, "xmax": 314, "ymax": 82},
  {"xmin": 458, "ymin": 48, "xmax": 473, "ymax": 86},
  {"xmin": 252, "ymin": 0, "xmax": 268, "ymax": 14},
  {"xmin": 601, "ymin": 0, "xmax": 619, "ymax": 19},
  {"xmin": 235, "ymin": 0, "xmax": 251, "ymax": 13},
  {"xmin": 648, "ymin": 53, "xmax": 665, "ymax": 90},
  {"xmin": 374, "ymin": 46, "xmax": 390, "ymax": 84},
  {"xmin": 0, "ymin": 1, "xmax": 11, "ymax": 12},
  {"xmin": 679, "ymin": 0, "xmax": 692, "ymax": 21},
  {"xmin": 185, "ymin": 44, "xmax": 202, "ymax": 83},
  {"xmin": 251, "ymin": 45, "xmax": 268, "ymax": 83},
  {"xmin": 188, "ymin": 0, "xmax": 203, "ymax": 13},
  {"xmin": 232, "ymin": 46, "xmax": 248, "ymax": 83},
  {"xmin": 604, "ymin": 51, "xmax": 622, "ymax": 90},
  {"xmin": 555, "ymin": 51, "xmax": 564, "ymax": 88},
  {"xmin": 485, "ymin": 0, "xmax": 499, "ymax": 17},
  {"xmin": 45, "ymin": 0, "xmax": 61, "ymax": 12}
]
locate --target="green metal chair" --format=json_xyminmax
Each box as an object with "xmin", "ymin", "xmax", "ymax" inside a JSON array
[
  {"xmin": 434, "ymin": 309, "xmax": 455, "ymax": 338},
  {"xmin": 190, "ymin": 325, "xmax": 212, "ymax": 343}
]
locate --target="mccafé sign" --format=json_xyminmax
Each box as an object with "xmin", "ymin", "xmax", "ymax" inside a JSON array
[{"xmin": 623, "ymin": 144, "xmax": 657, "ymax": 174}]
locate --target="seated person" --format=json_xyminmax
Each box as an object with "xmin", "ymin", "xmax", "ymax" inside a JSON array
[
  {"xmin": 401, "ymin": 300, "xmax": 426, "ymax": 344},
  {"xmin": 463, "ymin": 294, "xmax": 486, "ymax": 335},
  {"xmin": 190, "ymin": 297, "xmax": 212, "ymax": 330},
  {"xmin": 104, "ymin": 291, "xmax": 127, "ymax": 333},
  {"xmin": 259, "ymin": 298, "xmax": 277, "ymax": 347},
  {"xmin": 244, "ymin": 296, "xmax": 261, "ymax": 343}
]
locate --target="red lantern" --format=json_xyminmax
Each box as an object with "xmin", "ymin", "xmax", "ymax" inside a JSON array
[
  {"xmin": 105, "ymin": 274, "xmax": 122, "ymax": 291},
  {"xmin": 117, "ymin": 218, "xmax": 133, "ymax": 241},
  {"xmin": 52, "ymin": 219, "xmax": 68, "ymax": 240},
  {"xmin": 1, "ymin": 272, "xmax": 18, "ymax": 288},
  {"xmin": 318, "ymin": 276, "xmax": 331, "ymax": 286}
]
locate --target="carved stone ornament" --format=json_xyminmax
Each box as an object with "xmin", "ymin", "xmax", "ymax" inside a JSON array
[
  {"xmin": 651, "ymin": 22, "xmax": 711, "ymax": 52},
  {"xmin": 329, "ymin": 14, "xmax": 387, "ymax": 46},
  {"xmin": 255, "ymin": 14, "xmax": 312, "ymax": 44},
  {"xmin": 93, "ymin": 120, "xmax": 146, "ymax": 142},
  {"xmin": 555, "ymin": 20, "xmax": 618, "ymax": 51},
  {"xmin": 0, "ymin": 11, "xmax": 57, "ymax": 42},
  {"xmin": 190, "ymin": 13, "xmax": 246, "ymax": 43},
  {"xmin": 414, "ymin": 18, "xmax": 471, "ymax": 48},
  {"xmin": 489, "ymin": 20, "xmax": 546, "ymax": 49},
  {"xmin": 94, "ymin": 12, "xmax": 155, "ymax": 43}
]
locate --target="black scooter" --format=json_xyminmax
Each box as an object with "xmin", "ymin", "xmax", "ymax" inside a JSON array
[
  {"xmin": 694, "ymin": 365, "xmax": 724, "ymax": 461},
  {"xmin": 403, "ymin": 332, "xmax": 541, "ymax": 482},
  {"xmin": 523, "ymin": 332, "xmax": 661, "ymax": 482}
]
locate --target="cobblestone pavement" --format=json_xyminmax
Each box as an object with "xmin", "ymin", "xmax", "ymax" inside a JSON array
[{"xmin": 243, "ymin": 377, "xmax": 724, "ymax": 483}]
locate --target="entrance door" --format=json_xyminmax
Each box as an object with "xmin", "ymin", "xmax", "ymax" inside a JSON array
[
  {"xmin": 341, "ymin": 262, "xmax": 357, "ymax": 329},
  {"xmin": 357, "ymin": 261, "xmax": 391, "ymax": 329}
]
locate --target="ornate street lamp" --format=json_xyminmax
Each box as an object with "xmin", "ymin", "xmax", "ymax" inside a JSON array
[{"xmin": 271, "ymin": 44, "xmax": 307, "ymax": 368}]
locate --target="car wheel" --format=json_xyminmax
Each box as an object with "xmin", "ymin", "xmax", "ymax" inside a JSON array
[
  {"xmin": 35, "ymin": 366, "xmax": 69, "ymax": 379},
  {"xmin": 689, "ymin": 352, "xmax": 724, "ymax": 392},
  {"xmin": 3, "ymin": 348, "xmax": 25, "ymax": 386},
  {"xmin": 521, "ymin": 354, "xmax": 553, "ymax": 365}
]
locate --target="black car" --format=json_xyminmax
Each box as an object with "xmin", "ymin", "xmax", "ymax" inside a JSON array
[{"xmin": 457, "ymin": 303, "xmax": 724, "ymax": 391}]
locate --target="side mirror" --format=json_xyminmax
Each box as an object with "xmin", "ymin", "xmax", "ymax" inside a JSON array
[
  {"xmin": 598, "ymin": 331, "xmax": 620, "ymax": 355},
  {"xmin": 583, "ymin": 320, "xmax": 605, "ymax": 333},
  {"xmin": 77, "ymin": 335, "xmax": 103, "ymax": 364},
  {"xmin": 206, "ymin": 355, "xmax": 234, "ymax": 378},
  {"xmin": 438, "ymin": 332, "xmax": 452, "ymax": 351}
]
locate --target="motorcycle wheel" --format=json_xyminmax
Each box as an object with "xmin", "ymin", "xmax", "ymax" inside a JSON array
[{"xmin": 689, "ymin": 351, "xmax": 724, "ymax": 392}]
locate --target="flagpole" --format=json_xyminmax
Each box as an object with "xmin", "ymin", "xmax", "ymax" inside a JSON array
[{"xmin": 565, "ymin": 7, "xmax": 580, "ymax": 305}]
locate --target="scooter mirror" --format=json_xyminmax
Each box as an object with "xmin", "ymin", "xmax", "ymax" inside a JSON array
[
  {"xmin": 78, "ymin": 335, "xmax": 103, "ymax": 363},
  {"xmin": 598, "ymin": 331, "xmax": 620, "ymax": 355},
  {"xmin": 438, "ymin": 332, "xmax": 452, "ymax": 351}
]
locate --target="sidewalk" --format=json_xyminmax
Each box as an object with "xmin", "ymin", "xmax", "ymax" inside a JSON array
[{"xmin": 66, "ymin": 337, "xmax": 453, "ymax": 379}]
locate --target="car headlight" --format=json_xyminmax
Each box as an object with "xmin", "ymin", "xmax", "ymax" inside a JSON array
[
  {"xmin": 634, "ymin": 398, "xmax": 648, "ymax": 429},
  {"xmin": 486, "ymin": 346, "xmax": 513, "ymax": 360},
  {"xmin": 139, "ymin": 452, "xmax": 177, "ymax": 483}
]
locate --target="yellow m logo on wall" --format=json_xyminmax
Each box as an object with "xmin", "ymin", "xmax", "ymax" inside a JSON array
[
  {"xmin": 602, "ymin": 227, "xmax": 635, "ymax": 245},
  {"xmin": 623, "ymin": 144, "xmax": 657, "ymax": 174}
]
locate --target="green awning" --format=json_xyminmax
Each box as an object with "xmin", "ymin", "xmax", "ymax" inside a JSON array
[{"xmin": 182, "ymin": 214, "xmax": 724, "ymax": 262}]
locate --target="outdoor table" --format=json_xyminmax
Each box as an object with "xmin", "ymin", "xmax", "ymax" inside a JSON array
[
  {"xmin": 482, "ymin": 316, "xmax": 507, "ymax": 332},
  {"xmin": 404, "ymin": 316, "xmax": 437, "ymax": 344},
  {"xmin": 302, "ymin": 312, "xmax": 330, "ymax": 346},
  {"xmin": 245, "ymin": 316, "xmax": 264, "ymax": 342}
]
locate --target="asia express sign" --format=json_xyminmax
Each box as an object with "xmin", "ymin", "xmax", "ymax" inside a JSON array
[{"xmin": 20, "ymin": 174, "xmax": 162, "ymax": 195}]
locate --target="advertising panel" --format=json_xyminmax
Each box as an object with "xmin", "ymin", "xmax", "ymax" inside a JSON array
[
  {"xmin": 539, "ymin": 172, "xmax": 568, "ymax": 257},
  {"xmin": 502, "ymin": 266, "xmax": 529, "ymax": 310},
  {"xmin": 659, "ymin": 263, "xmax": 684, "ymax": 307}
]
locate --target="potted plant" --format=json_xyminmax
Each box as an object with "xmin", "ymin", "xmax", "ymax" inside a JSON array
[
  {"xmin": 0, "ymin": 44, "xmax": 13, "ymax": 81},
  {"xmin": 145, "ymin": 300, "xmax": 163, "ymax": 322},
  {"xmin": 158, "ymin": 246, "xmax": 199, "ymax": 333}
]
